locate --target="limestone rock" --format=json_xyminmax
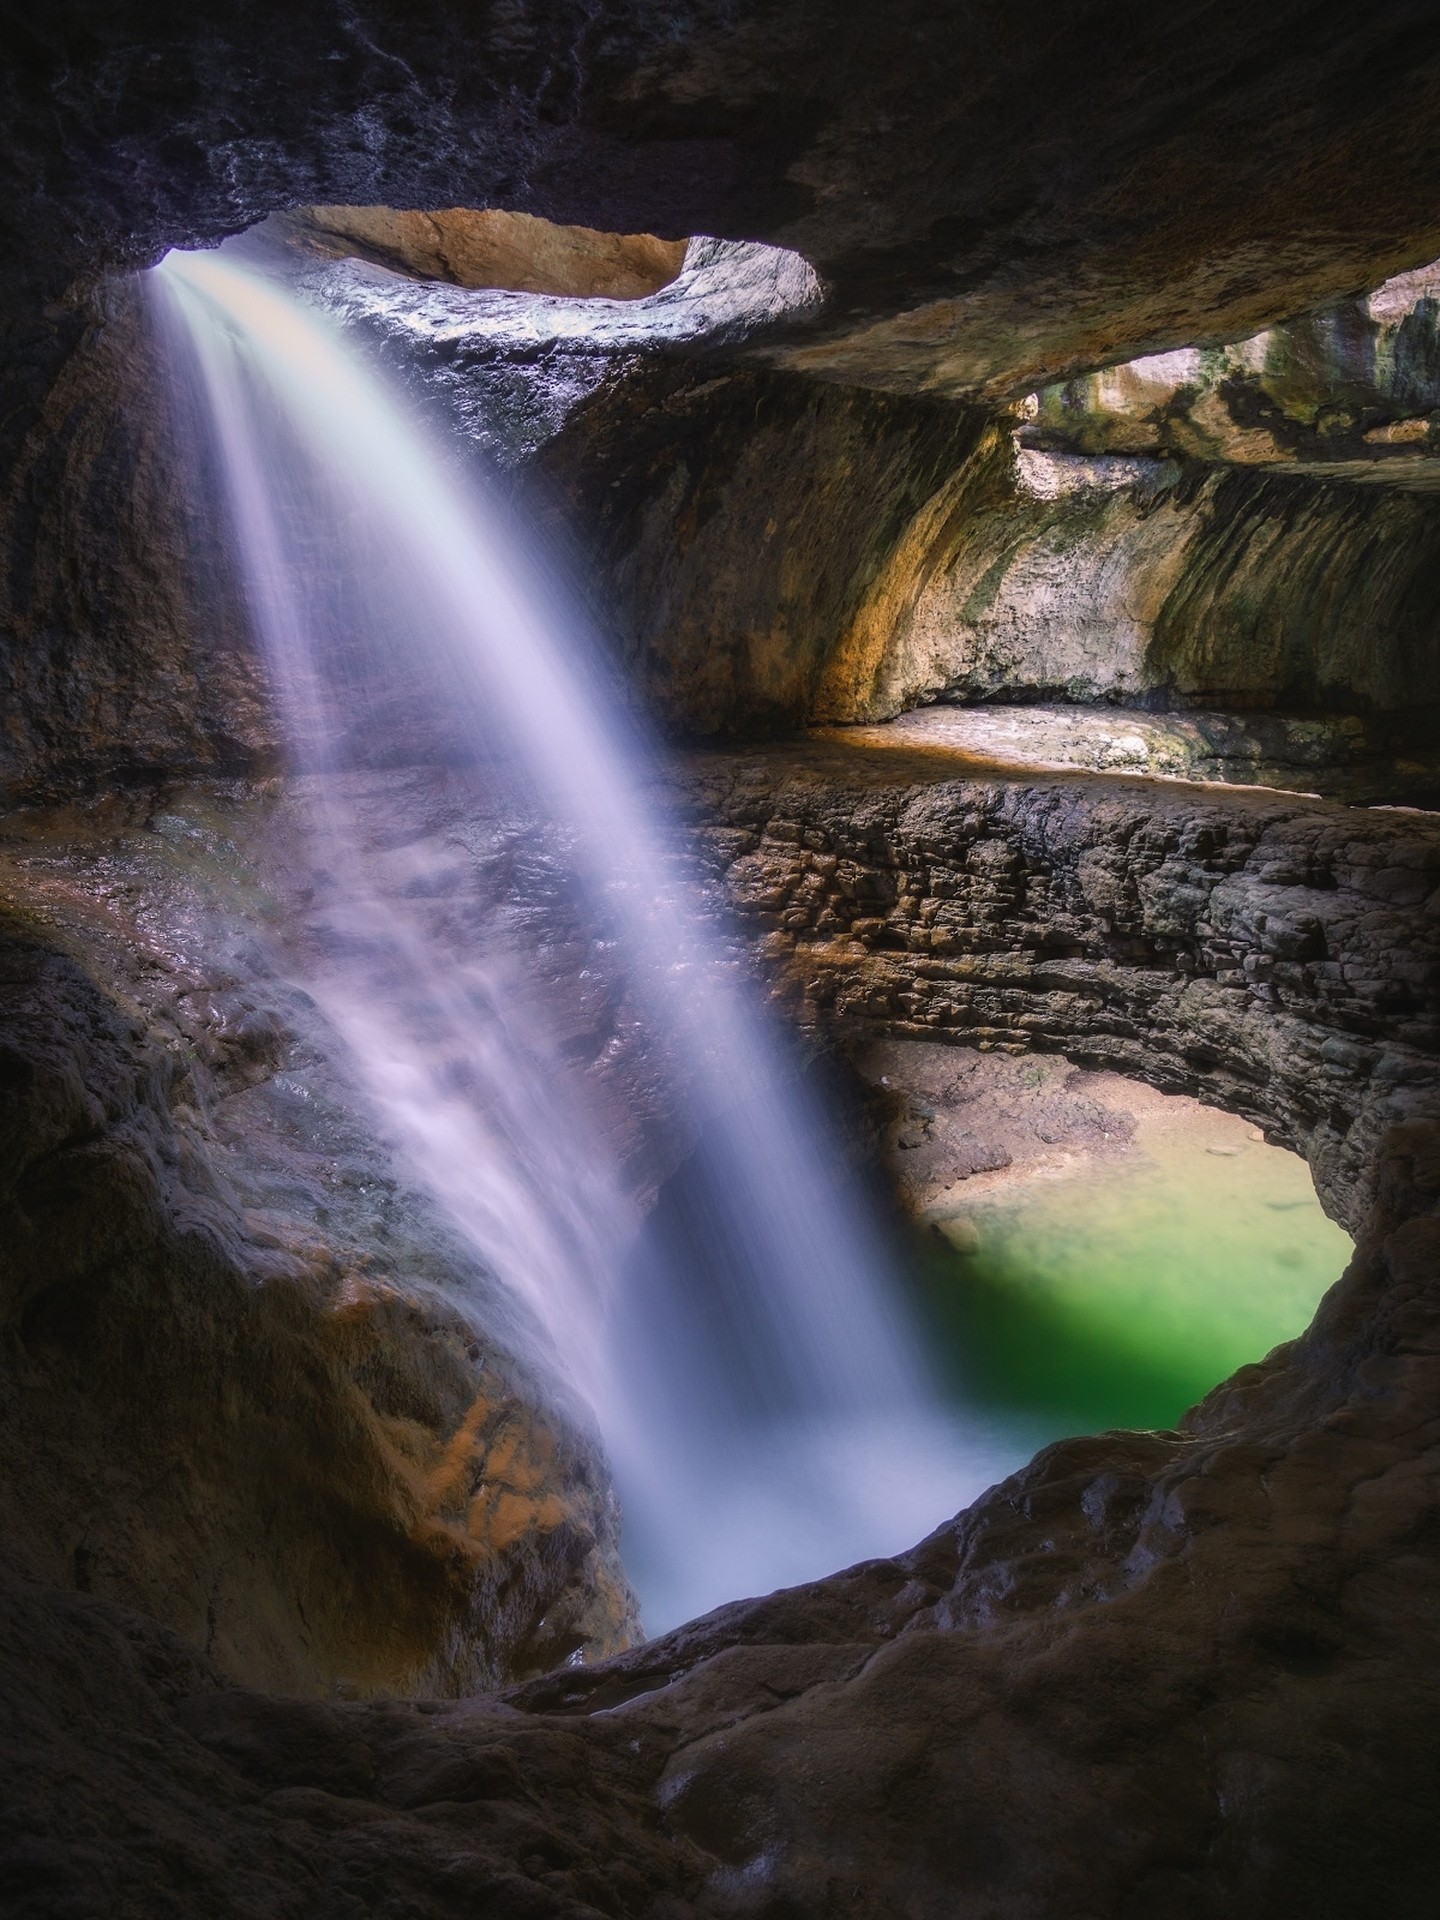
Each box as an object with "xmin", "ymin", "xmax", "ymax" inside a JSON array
[{"xmin": 675, "ymin": 732, "xmax": 1440, "ymax": 1230}]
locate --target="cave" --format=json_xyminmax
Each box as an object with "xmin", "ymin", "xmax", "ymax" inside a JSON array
[{"xmin": 2, "ymin": 5, "xmax": 1439, "ymax": 1916}]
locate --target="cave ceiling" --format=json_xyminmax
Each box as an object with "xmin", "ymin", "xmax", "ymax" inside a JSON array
[{"xmin": 7, "ymin": 0, "xmax": 1440, "ymax": 395}]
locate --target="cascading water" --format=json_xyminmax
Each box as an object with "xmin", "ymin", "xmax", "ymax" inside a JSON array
[{"xmin": 149, "ymin": 247, "xmax": 1004, "ymax": 1631}]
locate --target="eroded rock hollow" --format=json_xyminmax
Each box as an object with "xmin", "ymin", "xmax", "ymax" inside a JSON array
[{"xmin": 1, "ymin": 4, "xmax": 1438, "ymax": 1915}]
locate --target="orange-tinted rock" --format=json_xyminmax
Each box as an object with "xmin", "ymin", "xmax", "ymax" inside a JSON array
[{"xmin": 293, "ymin": 205, "xmax": 688, "ymax": 300}]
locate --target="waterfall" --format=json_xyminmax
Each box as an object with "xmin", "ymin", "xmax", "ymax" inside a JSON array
[{"xmin": 150, "ymin": 246, "xmax": 990, "ymax": 1632}]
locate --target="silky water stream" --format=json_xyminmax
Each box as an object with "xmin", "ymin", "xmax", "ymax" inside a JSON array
[{"xmin": 150, "ymin": 246, "xmax": 1349, "ymax": 1635}]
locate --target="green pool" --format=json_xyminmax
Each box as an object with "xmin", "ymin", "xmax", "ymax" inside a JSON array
[{"xmin": 917, "ymin": 1110, "xmax": 1353, "ymax": 1434}]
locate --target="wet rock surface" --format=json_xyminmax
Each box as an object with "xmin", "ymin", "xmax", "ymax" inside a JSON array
[
  {"xmin": 6, "ymin": 1163, "xmax": 1438, "ymax": 1916},
  {"xmin": 677, "ymin": 733, "xmax": 1440, "ymax": 1228},
  {"xmin": 840, "ymin": 703, "xmax": 1440, "ymax": 810},
  {"xmin": 859, "ymin": 1042, "xmax": 1136, "ymax": 1215},
  {"xmin": 0, "ymin": 776, "xmax": 643, "ymax": 1701},
  {"xmin": 271, "ymin": 222, "xmax": 823, "ymax": 464},
  {"xmin": 1, "ymin": 745, "xmax": 1438, "ymax": 1914}
]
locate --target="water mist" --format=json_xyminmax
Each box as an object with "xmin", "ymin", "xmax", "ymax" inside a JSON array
[{"xmin": 150, "ymin": 246, "xmax": 999, "ymax": 1632}]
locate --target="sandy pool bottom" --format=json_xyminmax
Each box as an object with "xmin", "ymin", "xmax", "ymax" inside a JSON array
[{"xmin": 864, "ymin": 1043, "xmax": 1355, "ymax": 1434}]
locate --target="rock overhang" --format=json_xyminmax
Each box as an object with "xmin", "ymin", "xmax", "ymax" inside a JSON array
[{"xmin": 9, "ymin": 0, "xmax": 1440, "ymax": 400}]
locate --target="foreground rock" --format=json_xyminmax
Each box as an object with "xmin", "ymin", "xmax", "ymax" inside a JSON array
[
  {"xmin": 1, "ymin": 741, "xmax": 1437, "ymax": 1914},
  {"xmin": 4, "ymin": 1118, "xmax": 1435, "ymax": 1920}
]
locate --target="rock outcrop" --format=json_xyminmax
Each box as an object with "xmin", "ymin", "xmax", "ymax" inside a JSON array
[
  {"xmin": 0, "ymin": 780, "xmax": 640, "ymax": 1699},
  {"xmin": 1024, "ymin": 259, "xmax": 1440, "ymax": 475},
  {"xmin": 675, "ymin": 734, "xmax": 1440, "ymax": 1228}
]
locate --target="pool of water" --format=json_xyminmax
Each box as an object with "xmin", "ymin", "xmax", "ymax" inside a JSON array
[
  {"xmin": 617, "ymin": 1079, "xmax": 1352, "ymax": 1632},
  {"xmin": 916, "ymin": 1103, "xmax": 1353, "ymax": 1435}
]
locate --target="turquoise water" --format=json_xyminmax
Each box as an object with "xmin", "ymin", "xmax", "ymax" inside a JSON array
[{"xmin": 917, "ymin": 1122, "xmax": 1353, "ymax": 1434}]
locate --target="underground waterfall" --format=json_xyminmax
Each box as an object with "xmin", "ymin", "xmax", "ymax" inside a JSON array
[
  {"xmin": 147, "ymin": 240, "xmax": 1351, "ymax": 1636},
  {"xmin": 149, "ymin": 243, "xmax": 1004, "ymax": 1631}
]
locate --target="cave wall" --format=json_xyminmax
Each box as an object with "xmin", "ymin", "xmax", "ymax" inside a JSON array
[
  {"xmin": 534, "ymin": 367, "xmax": 1440, "ymax": 740},
  {"xmin": 537, "ymin": 363, "xmax": 992, "ymax": 736},
  {"xmin": 0, "ymin": 279, "xmax": 271, "ymax": 803},
  {"xmin": 11, "ymin": 295, "xmax": 1440, "ymax": 795},
  {"xmin": 8, "ymin": 1, "xmax": 1440, "ymax": 397},
  {"xmin": 7, "ymin": 0, "xmax": 1440, "ymax": 781},
  {"xmin": 816, "ymin": 436, "xmax": 1440, "ymax": 724}
]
